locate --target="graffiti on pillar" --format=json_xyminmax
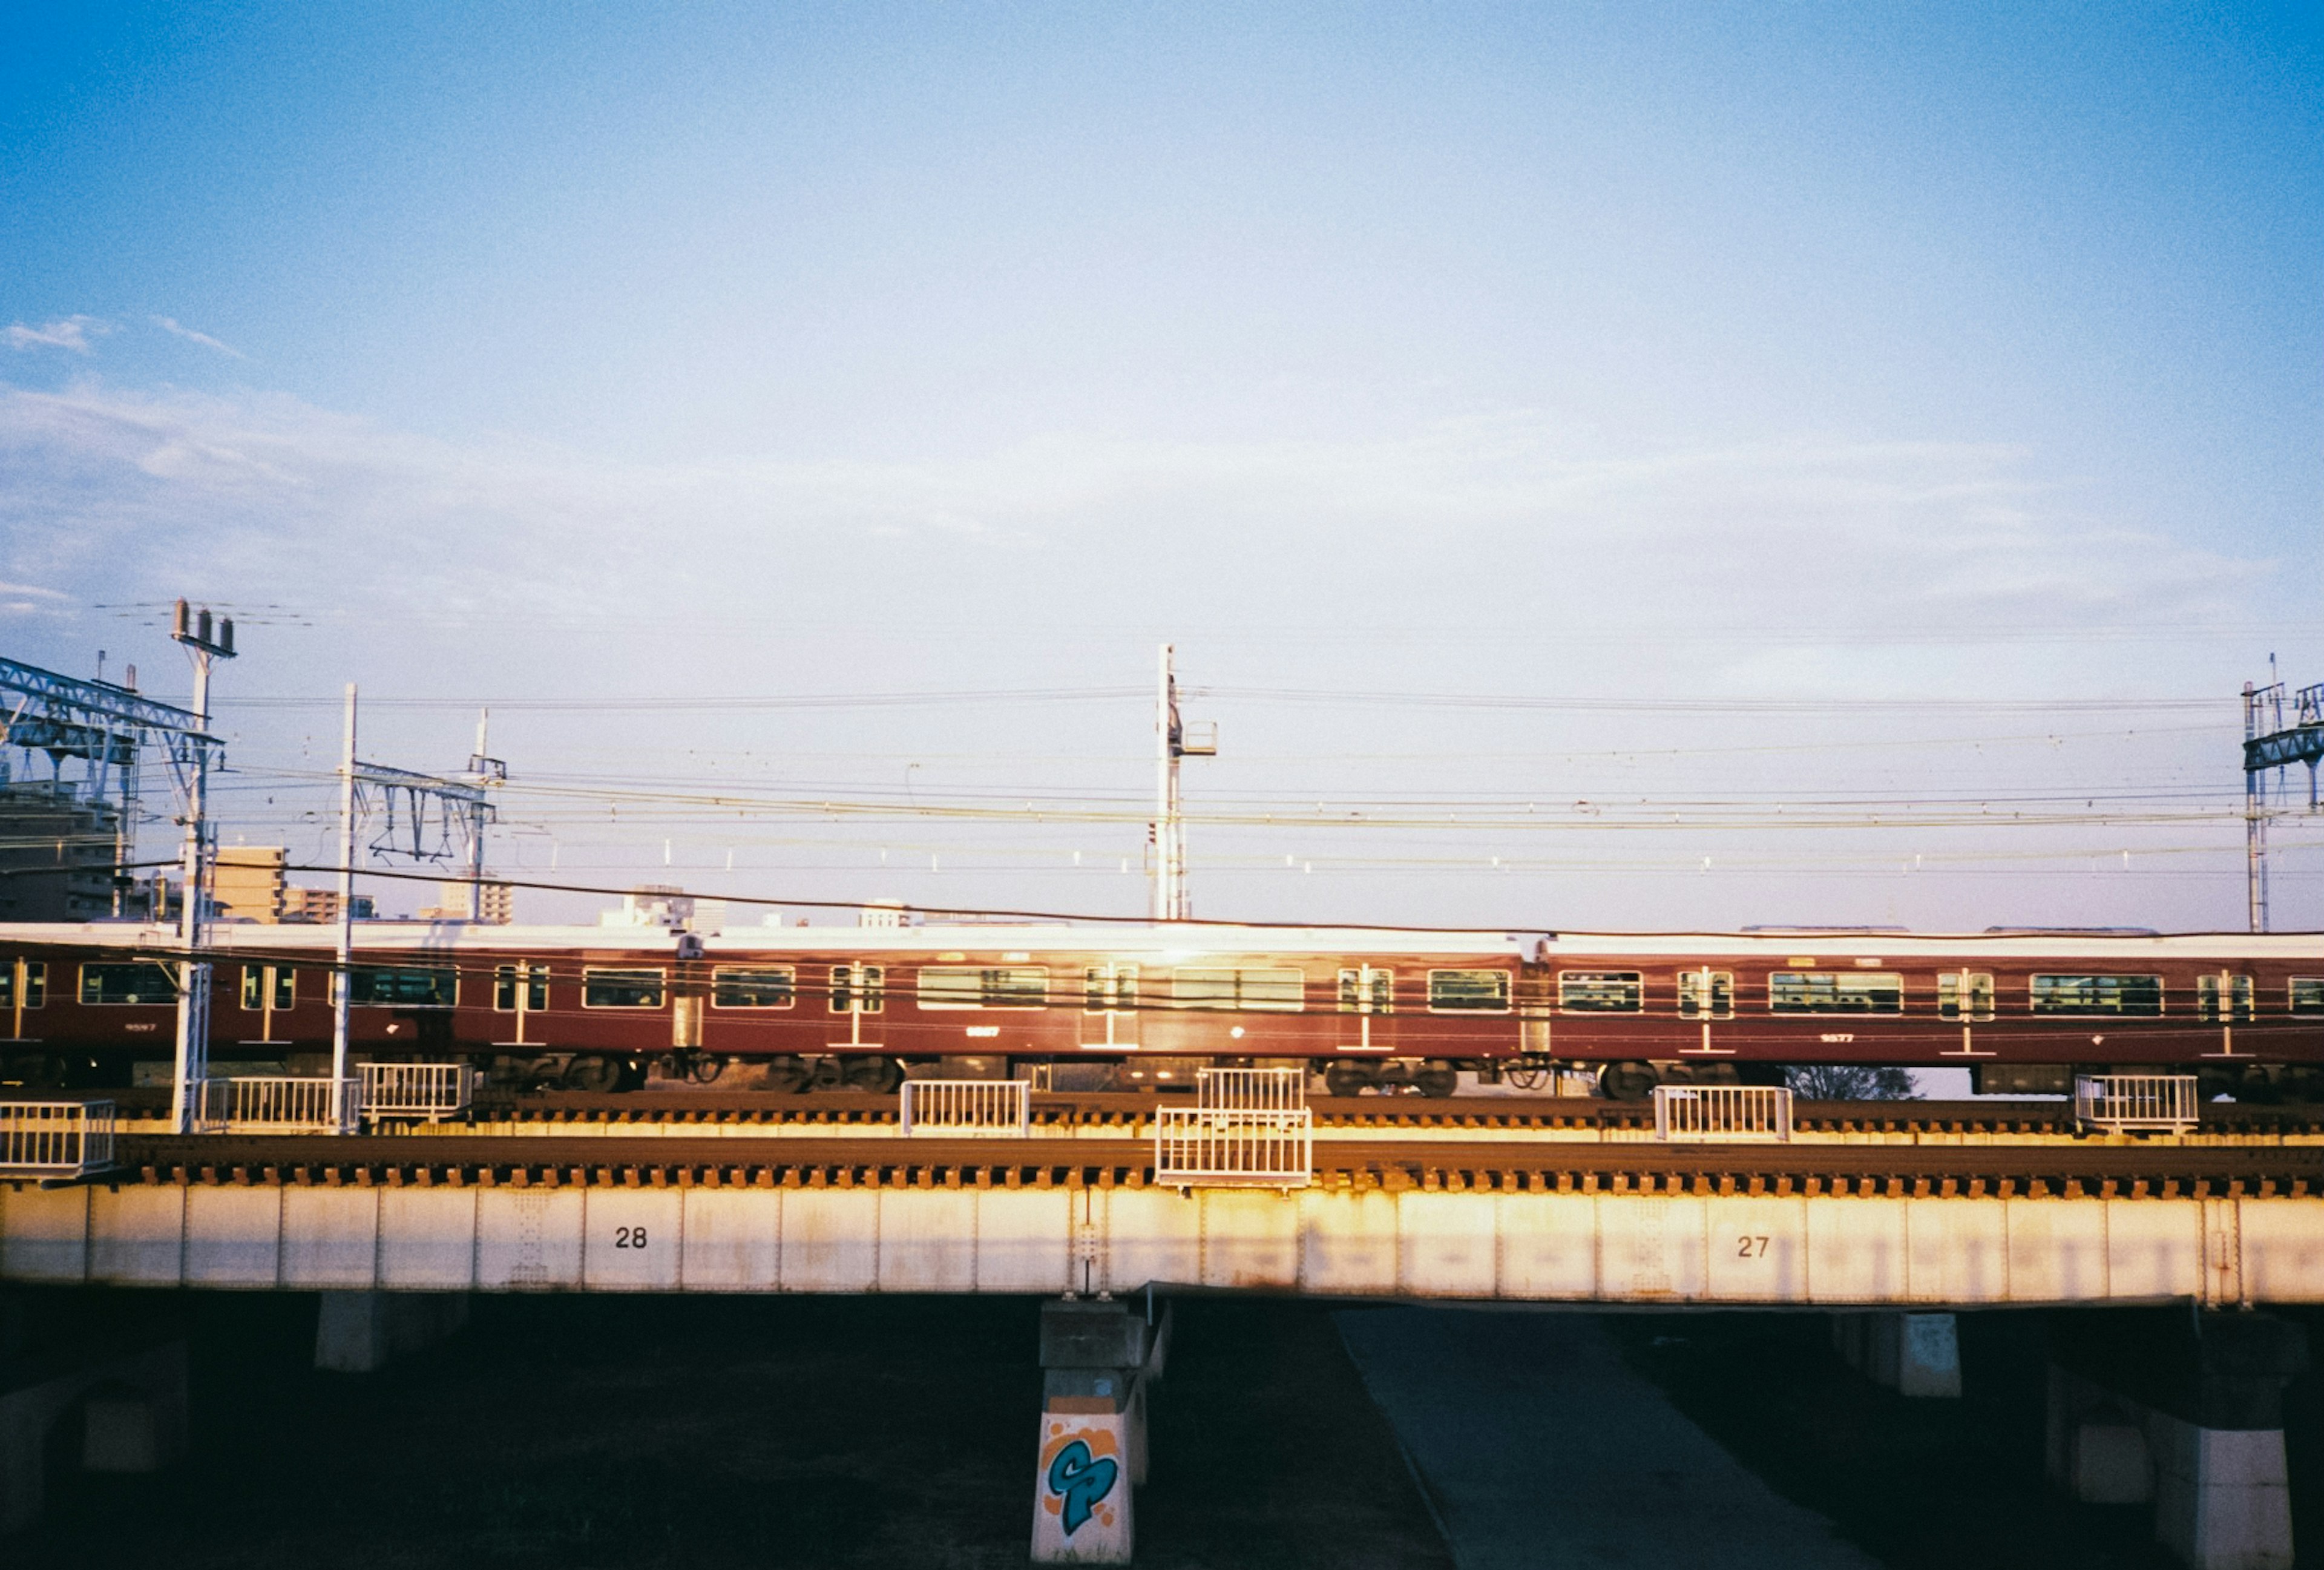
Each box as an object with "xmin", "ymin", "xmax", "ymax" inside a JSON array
[{"xmin": 1039, "ymin": 1422, "xmax": 1121, "ymax": 1537}]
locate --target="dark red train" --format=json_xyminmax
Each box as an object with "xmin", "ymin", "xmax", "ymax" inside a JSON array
[{"xmin": 3, "ymin": 918, "xmax": 2320, "ymax": 1099}]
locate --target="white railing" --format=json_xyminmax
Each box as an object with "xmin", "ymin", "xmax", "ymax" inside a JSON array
[
  {"xmin": 1198, "ymin": 1066, "xmax": 1308, "ymax": 1111},
  {"xmin": 198, "ymin": 1077, "xmax": 360, "ymax": 1134},
  {"xmin": 1652, "ymin": 1084, "xmax": 1793, "ymax": 1143},
  {"xmin": 2074, "ymin": 1074, "xmax": 2198, "ymax": 1134},
  {"xmin": 0, "ymin": 1100, "xmax": 116, "ymax": 1177},
  {"xmin": 900, "ymin": 1078, "xmax": 1030, "ymax": 1137},
  {"xmin": 359, "ymin": 1062, "xmax": 477, "ymax": 1125},
  {"xmin": 1154, "ymin": 1106, "xmax": 1313, "ymax": 1188}
]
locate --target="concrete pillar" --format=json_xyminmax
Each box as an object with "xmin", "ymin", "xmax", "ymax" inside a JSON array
[
  {"xmin": 2046, "ymin": 1364, "xmax": 2155, "ymax": 1504},
  {"xmin": 315, "ymin": 1291, "xmax": 470, "ymax": 1373},
  {"xmin": 1831, "ymin": 1312, "xmax": 1961, "ymax": 1398},
  {"xmin": 0, "ymin": 1337, "xmax": 186, "ymax": 1532},
  {"xmin": 1031, "ymin": 1297, "xmax": 1167, "ymax": 1566},
  {"xmin": 2047, "ymin": 1310, "xmax": 2307, "ymax": 1570}
]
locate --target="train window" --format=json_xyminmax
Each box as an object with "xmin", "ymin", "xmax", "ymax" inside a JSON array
[
  {"xmin": 2293, "ymin": 979, "xmax": 2324, "ymax": 1016},
  {"xmin": 1769, "ymin": 971, "xmax": 1902, "ymax": 1015},
  {"xmin": 917, "ymin": 967, "xmax": 1049, "ymax": 1010},
  {"xmin": 1558, "ymin": 971, "xmax": 1642, "ymax": 1013},
  {"xmin": 1172, "ymin": 968, "xmax": 1307, "ymax": 1011},
  {"xmin": 2196, "ymin": 974, "xmax": 2255, "ymax": 1023},
  {"xmin": 493, "ymin": 964, "xmax": 550, "ymax": 1011},
  {"xmin": 239, "ymin": 966, "xmax": 295, "ymax": 1011},
  {"xmin": 2029, "ymin": 974, "xmax": 2162, "ymax": 1017},
  {"xmin": 581, "ymin": 968, "xmax": 664, "ymax": 1009},
  {"xmin": 1428, "ymin": 970, "xmax": 1511, "ymax": 1013},
  {"xmin": 350, "ymin": 967, "xmax": 459, "ymax": 1008},
  {"xmin": 0, "ymin": 962, "xmax": 46, "ymax": 1009},
  {"xmin": 1083, "ymin": 966, "xmax": 1140, "ymax": 1013},
  {"xmin": 79, "ymin": 962, "xmax": 177, "ymax": 1005},
  {"xmin": 1937, "ymin": 973, "xmax": 1995, "ymax": 1022},
  {"xmin": 713, "ymin": 966, "xmax": 796, "ymax": 1009},
  {"xmin": 1337, "ymin": 968, "xmax": 1394, "ymax": 1013},
  {"xmin": 1676, "ymin": 970, "xmax": 1733, "ymax": 1020},
  {"xmin": 830, "ymin": 965, "xmax": 885, "ymax": 1014}
]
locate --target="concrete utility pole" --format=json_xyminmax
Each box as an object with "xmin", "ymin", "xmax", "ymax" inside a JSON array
[
  {"xmin": 332, "ymin": 684, "xmax": 358, "ymax": 1133},
  {"xmin": 169, "ymin": 601, "xmax": 235, "ymax": 1134},
  {"xmin": 464, "ymin": 709, "xmax": 505, "ymax": 920},
  {"xmin": 1149, "ymin": 644, "xmax": 1214, "ymax": 922}
]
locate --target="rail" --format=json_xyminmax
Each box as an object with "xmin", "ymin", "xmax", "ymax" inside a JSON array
[
  {"xmin": 1652, "ymin": 1085, "xmax": 1793, "ymax": 1143},
  {"xmin": 2075, "ymin": 1074, "xmax": 2199, "ymax": 1135},
  {"xmin": 359, "ymin": 1063, "xmax": 476, "ymax": 1126},
  {"xmin": 900, "ymin": 1079, "xmax": 1030, "ymax": 1137},
  {"xmin": 0, "ymin": 1100, "xmax": 116, "ymax": 1178},
  {"xmin": 1154, "ymin": 1106, "xmax": 1314, "ymax": 1188},
  {"xmin": 197, "ymin": 1077, "xmax": 359, "ymax": 1135},
  {"xmin": 1197, "ymin": 1066, "xmax": 1307, "ymax": 1111}
]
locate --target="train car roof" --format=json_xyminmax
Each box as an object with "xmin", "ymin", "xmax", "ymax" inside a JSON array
[
  {"xmin": 0, "ymin": 921, "xmax": 1538, "ymax": 958},
  {"xmin": 4, "ymin": 921, "xmax": 2322, "ymax": 964},
  {"xmin": 1534, "ymin": 930, "xmax": 2324, "ymax": 961}
]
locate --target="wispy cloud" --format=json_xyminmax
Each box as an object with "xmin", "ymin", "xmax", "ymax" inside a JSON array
[
  {"xmin": 5, "ymin": 315, "xmax": 108, "ymax": 354},
  {"xmin": 151, "ymin": 316, "xmax": 246, "ymax": 360},
  {"xmin": 0, "ymin": 578, "xmax": 71, "ymax": 619},
  {"xmin": 0, "ymin": 379, "xmax": 2263, "ymax": 697}
]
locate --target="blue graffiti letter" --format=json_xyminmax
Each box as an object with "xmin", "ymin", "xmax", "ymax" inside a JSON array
[{"xmin": 1046, "ymin": 1439, "xmax": 1119, "ymax": 1536}]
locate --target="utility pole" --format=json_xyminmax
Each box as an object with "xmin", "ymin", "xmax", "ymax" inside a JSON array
[
  {"xmin": 1149, "ymin": 643, "xmax": 1214, "ymax": 921},
  {"xmin": 464, "ymin": 708, "xmax": 505, "ymax": 920},
  {"xmin": 169, "ymin": 600, "xmax": 235, "ymax": 1134},
  {"xmin": 332, "ymin": 684, "xmax": 358, "ymax": 1133}
]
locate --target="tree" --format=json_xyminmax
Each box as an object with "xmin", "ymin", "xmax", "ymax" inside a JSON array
[{"xmin": 1785, "ymin": 1064, "xmax": 1916, "ymax": 1102}]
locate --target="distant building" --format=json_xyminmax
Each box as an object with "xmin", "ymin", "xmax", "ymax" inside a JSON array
[
  {"xmin": 417, "ymin": 876, "xmax": 513, "ymax": 924},
  {"xmin": 212, "ymin": 846, "xmax": 288, "ymax": 922},
  {"xmin": 279, "ymin": 885, "xmax": 375, "ymax": 924},
  {"xmin": 0, "ymin": 782, "xmax": 122, "ymax": 922},
  {"xmin": 600, "ymin": 885, "xmax": 692, "ymax": 929}
]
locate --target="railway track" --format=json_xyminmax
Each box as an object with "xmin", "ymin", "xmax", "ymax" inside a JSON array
[
  {"xmin": 73, "ymin": 1088, "xmax": 2324, "ymax": 1141},
  {"xmin": 25, "ymin": 1091, "xmax": 2324, "ymax": 1196},
  {"xmin": 84, "ymin": 1122, "xmax": 2324, "ymax": 1200}
]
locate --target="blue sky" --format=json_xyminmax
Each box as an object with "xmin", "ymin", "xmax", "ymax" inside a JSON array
[{"xmin": 2, "ymin": 3, "xmax": 2320, "ymax": 930}]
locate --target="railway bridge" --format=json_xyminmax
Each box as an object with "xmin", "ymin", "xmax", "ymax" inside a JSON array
[{"xmin": 5, "ymin": 1091, "xmax": 2320, "ymax": 1566}]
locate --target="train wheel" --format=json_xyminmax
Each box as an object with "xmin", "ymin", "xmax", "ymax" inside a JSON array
[
  {"xmin": 1600, "ymin": 1062, "xmax": 1657, "ymax": 1102},
  {"xmin": 562, "ymin": 1055, "xmax": 622, "ymax": 1093},
  {"xmin": 1413, "ymin": 1064, "xmax": 1459, "ymax": 1099},
  {"xmin": 686, "ymin": 1054, "xmax": 729, "ymax": 1085},
  {"xmin": 843, "ymin": 1056, "xmax": 902, "ymax": 1094},
  {"xmin": 1323, "ymin": 1065, "xmax": 1373, "ymax": 1099},
  {"xmin": 761, "ymin": 1058, "xmax": 810, "ymax": 1094}
]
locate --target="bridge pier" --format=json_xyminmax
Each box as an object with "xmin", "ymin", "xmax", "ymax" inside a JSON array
[
  {"xmin": 0, "ymin": 1291, "xmax": 185, "ymax": 1534},
  {"xmin": 1031, "ymin": 1295, "xmax": 1170, "ymax": 1565},
  {"xmin": 314, "ymin": 1290, "xmax": 470, "ymax": 1374},
  {"xmin": 1830, "ymin": 1311, "xmax": 1961, "ymax": 1398},
  {"xmin": 2046, "ymin": 1309, "xmax": 2308, "ymax": 1570}
]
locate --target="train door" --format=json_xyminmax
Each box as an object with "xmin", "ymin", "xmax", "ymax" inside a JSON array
[
  {"xmin": 1678, "ymin": 968, "xmax": 1733, "ymax": 1056},
  {"xmin": 1337, "ymin": 966, "xmax": 1393, "ymax": 1052},
  {"xmin": 829, "ymin": 964, "xmax": 885, "ymax": 1048},
  {"xmin": 239, "ymin": 964, "xmax": 294, "ymax": 1046},
  {"xmin": 493, "ymin": 962, "xmax": 549, "ymax": 1046},
  {"xmin": 2198, "ymin": 972, "xmax": 2255, "ymax": 1058},
  {"xmin": 1082, "ymin": 964, "xmax": 1139, "ymax": 1049},
  {"xmin": 6, "ymin": 958, "xmax": 45, "ymax": 1042},
  {"xmin": 1938, "ymin": 971, "xmax": 1995, "ymax": 1058}
]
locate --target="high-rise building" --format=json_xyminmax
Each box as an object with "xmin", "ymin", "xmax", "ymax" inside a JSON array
[{"xmin": 0, "ymin": 782, "xmax": 122, "ymax": 922}]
